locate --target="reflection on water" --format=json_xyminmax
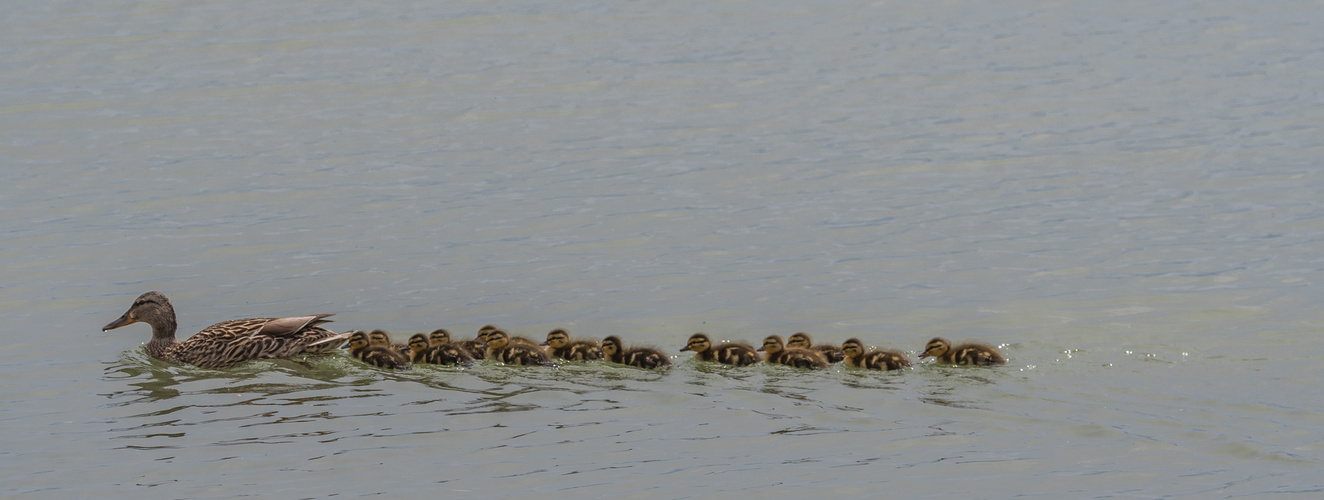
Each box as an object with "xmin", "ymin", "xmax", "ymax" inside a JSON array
[{"xmin": 102, "ymin": 353, "xmax": 182, "ymax": 404}]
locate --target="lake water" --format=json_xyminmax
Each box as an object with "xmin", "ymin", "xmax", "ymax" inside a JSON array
[{"xmin": 4, "ymin": 0, "xmax": 1324, "ymax": 498}]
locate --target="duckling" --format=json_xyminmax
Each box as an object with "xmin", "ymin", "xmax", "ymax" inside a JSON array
[
  {"xmin": 101, "ymin": 291, "xmax": 353, "ymax": 369},
  {"xmin": 456, "ymin": 325, "xmax": 498, "ymax": 360},
  {"xmin": 407, "ymin": 333, "xmax": 475, "ymax": 366},
  {"xmin": 507, "ymin": 332, "xmax": 544, "ymax": 349},
  {"xmin": 541, "ymin": 328, "xmax": 604, "ymax": 361},
  {"xmin": 919, "ymin": 337, "xmax": 1007, "ymax": 365},
  {"xmin": 484, "ymin": 329, "xmax": 555, "ymax": 366},
  {"xmin": 601, "ymin": 335, "xmax": 672, "ymax": 369},
  {"xmin": 840, "ymin": 338, "xmax": 911, "ymax": 371},
  {"xmin": 428, "ymin": 327, "xmax": 478, "ymax": 359},
  {"xmin": 346, "ymin": 330, "xmax": 410, "ymax": 370},
  {"xmin": 759, "ymin": 335, "xmax": 829, "ymax": 369},
  {"xmin": 429, "ymin": 328, "xmax": 474, "ymax": 357},
  {"xmin": 473, "ymin": 324, "xmax": 540, "ymax": 349},
  {"xmin": 786, "ymin": 332, "xmax": 845, "ymax": 363},
  {"xmin": 367, "ymin": 329, "xmax": 410, "ymax": 356},
  {"xmin": 427, "ymin": 328, "xmax": 453, "ymax": 346},
  {"xmin": 680, "ymin": 333, "xmax": 760, "ymax": 367},
  {"xmin": 407, "ymin": 334, "xmax": 431, "ymax": 363}
]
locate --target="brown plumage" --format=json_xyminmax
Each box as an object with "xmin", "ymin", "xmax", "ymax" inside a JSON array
[
  {"xmin": 346, "ymin": 330, "xmax": 411, "ymax": 370},
  {"xmin": 366, "ymin": 329, "xmax": 409, "ymax": 356},
  {"xmin": 456, "ymin": 325, "xmax": 499, "ymax": 360},
  {"xmin": 484, "ymin": 329, "xmax": 555, "ymax": 366},
  {"xmin": 542, "ymin": 329, "xmax": 603, "ymax": 361},
  {"xmin": 101, "ymin": 291, "xmax": 353, "ymax": 369},
  {"xmin": 407, "ymin": 333, "xmax": 474, "ymax": 366},
  {"xmin": 600, "ymin": 335, "xmax": 672, "ymax": 369},
  {"xmin": 428, "ymin": 328, "xmax": 453, "ymax": 345},
  {"xmin": 841, "ymin": 338, "xmax": 912, "ymax": 371},
  {"xmin": 759, "ymin": 335, "xmax": 830, "ymax": 369},
  {"xmin": 786, "ymin": 332, "xmax": 845, "ymax": 363},
  {"xmin": 471, "ymin": 325, "xmax": 538, "ymax": 350},
  {"xmin": 919, "ymin": 337, "xmax": 1007, "ymax": 365},
  {"xmin": 679, "ymin": 333, "xmax": 760, "ymax": 367}
]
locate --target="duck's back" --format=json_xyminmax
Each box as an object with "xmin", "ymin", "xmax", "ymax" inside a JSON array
[
  {"xmin": 623, "ymin": 347, "xmax": 671, "ymax": 369},
  {"xmin": 775, "ymin": 348, "xmax": 829, "ymax": 369},
  {"xmin": 416, "ymin": 343, "xmax": 475, "ymax": 365},
  {"xmin": 948, "ymin": 343, "xmax": 1006, "ymax": 365},
  {"xmin": 491, "ymin": 345, "xmax": 553, "ymax": 366},
  {"xmin": 356, "ymin": 346, "xmax": 411, "ymax": 370},
  {"xmin": 862, "ymin": 350, "xmax": 911, "ymax": 370},
  {"xmin": 813, "ymin": 344, "xmax": 845, "ymax": 363},
  {"xmin": 172, "ymin": 317, "xmax": 342, "ymax": 369},
  {"xmin": 554, "ymin": 340, "xmax": 603, "ymax": 361},
  {"xmin": 714, "ymin": 342, "xmax": 760, "ymax": 366}
]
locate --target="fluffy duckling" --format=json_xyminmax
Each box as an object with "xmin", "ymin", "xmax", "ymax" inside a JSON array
[
  {"xmin": 428, "ymin": 328, "xmax": 453, "ymax": 346},
  {"xmin": 484, "ymin": 329, "xmax": 555, "ymax": 366},
  {"xmin": 347, "ymin": 330, "xmax": 411, "ymax": 370},
  {"xmin": 541, "ymin": 328, "xmax": 604, "ymax": 361},
  {"xmin": 407, "ymin": 333, "xmax": 475, "ymax": 366},
  {"xmin": 456, "ymin": 325, "xmax": 498, "ymax": 360},
  {"xmin": 473, "ymin": 324, "xmax": 540, "ymax": 350},
  {"xmin": 600, "ymin": 335, "xmax": 672, "ymax": 369},
  {"xmin": 759, "ymin": 335, "xmax": 830, "ymax": 370},
  {"xmin": 680, "ymin": 333, "xmax": 760, "ymax": 367},
  {"xmin": 430, "ymin": 328, "xmax": 478, "ymax": 359},
  {"xmin": 786, "ymin": 332, "xmax": 845, "ymax": 364},
  {"xmin": 840, "ymin": 338, "xmax": 912, "ymax": 371},
  {"xmin": 919, "ymin": 337, "xmax": 1007, "ymax": 365},
  {"xmin": 102, "ymin": 291, "xmax": 353, "ymax": 369},
  {"xmin": 367, "ymin": 329, "xmax": 410, "ymax": 356}
]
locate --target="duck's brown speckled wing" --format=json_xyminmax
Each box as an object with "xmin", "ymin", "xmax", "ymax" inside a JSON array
[{"xmin": 168, "ymin": 316, "xmax": 347, "ymax": 369}]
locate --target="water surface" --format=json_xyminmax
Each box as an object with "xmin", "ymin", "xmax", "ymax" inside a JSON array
[{"xmin": 3, "ymin": 0, "xmax": 1323, "ymax": 498}]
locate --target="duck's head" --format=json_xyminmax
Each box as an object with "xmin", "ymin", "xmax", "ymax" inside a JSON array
[
  {"xmin": 477, "ymin": 325, "xmax": 500, "ymax": 340},
  {"xmin": 347, "ymin": 331, "xmax": 372, "ymax": 350},
  {"xmin": 103, "ymin": 291, "xmax": 177, "ymax": 334},
  {"xmin": 919, "ymin": 337, "xmax": 950, "ymax": 359},
  {"xmin": 681, "ymin": 333, "xmax": 712, "ymax": 353},
  {"xmin": 429, "ymin": 329, "xmax": 452, "ymax": 345},
  {"xmin": 408, "ymin": 334, "xmax": 430, "ymax": 354},
  {"xmin": 600, "ymin": 335, "xmax": 623, "ymax": 357},
  {"xmin": 786, "ymin": 332, "xmax": 813, "ymax": 349},
  {"xmin": 759, "ymin": 335, "xmax": 786, "ymax": 355},
  {"xmin": 841, "ymin": 338, "xmax": 865, "ymax": 358},
  {"xmin": 543, "ymin": 329, "xmax": 570, "ymax": 348},
  {"xmin": 368, "ymin": 330, "xmax": 392, "ymax": 347},
  {"xmin": 484, "ymin": 330, "xmax": 510, "ymax": 350}
]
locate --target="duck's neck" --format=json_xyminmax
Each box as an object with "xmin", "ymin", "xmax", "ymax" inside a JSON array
[{"xmin": 145, "ymin": 314, "xmax": 179, "ymax": 359}]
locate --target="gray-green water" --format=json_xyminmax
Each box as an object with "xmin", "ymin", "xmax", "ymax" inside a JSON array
[{"xmin": 4, "ymin": 0, "xmax": 1323, "ymax": 498}]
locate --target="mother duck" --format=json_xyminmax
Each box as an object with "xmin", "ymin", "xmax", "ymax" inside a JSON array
[{"xmin": 103, "ymin": 291, "xmax": 352, "ymax": 369}]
